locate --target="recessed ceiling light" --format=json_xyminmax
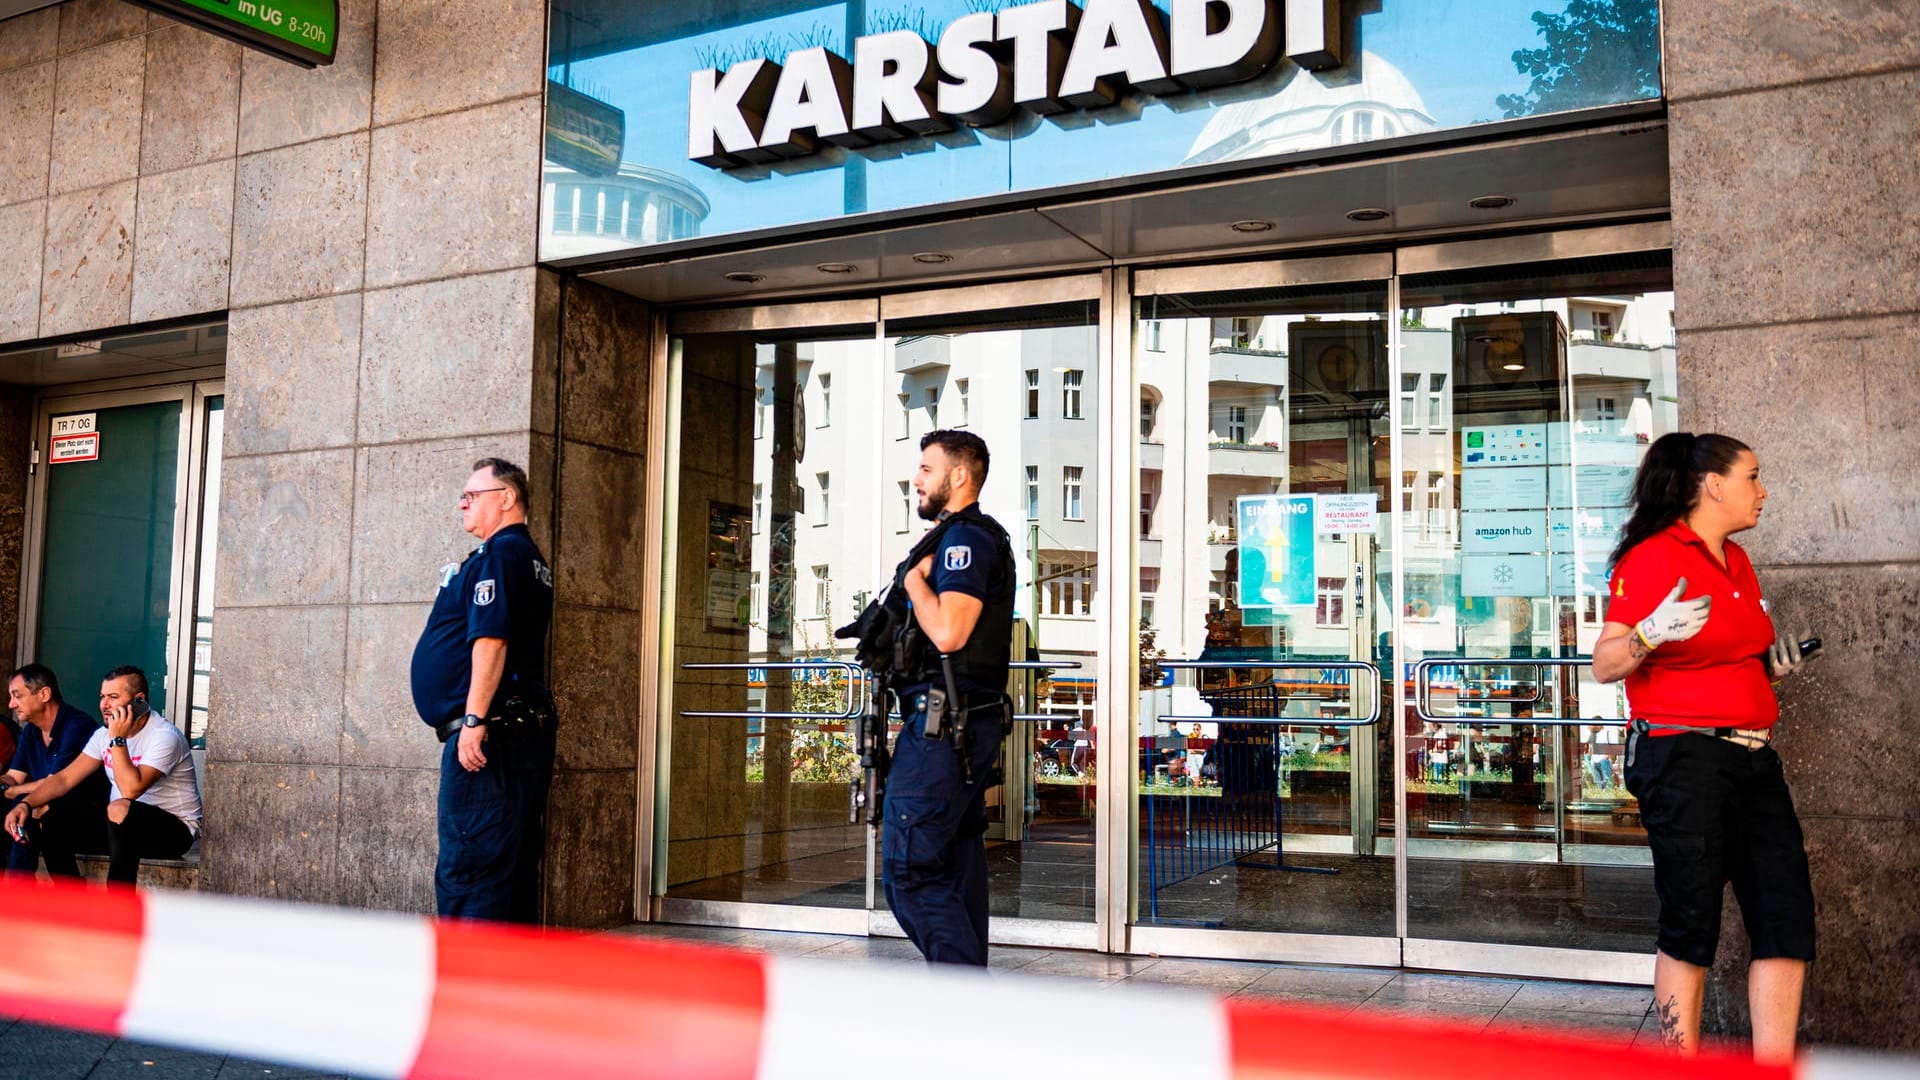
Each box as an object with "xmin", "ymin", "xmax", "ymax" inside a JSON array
[
  {"xmin": 1468, "ymin": 194, "xmax": 1516, "ymax": 210},
  {"xmin": 1345, "ymin": 207, "xmax": 1390, "ymax": 222},
  {"xmin": 1229, "ymin": 219, "xmax": 1275, "ymax": 233},
  {"xmin": 1500, "ymin": 361, "xmax": 1526, "ymax": 371},
  {"xmin": 722, "ymin": 271, "xmax": 764, "ymax": 284},
  {"xmin": 816, "ymin": 261, "xmax": 857, "ymax": 274},
  {"xmin": 910, "ymin": 251, "xmax": 953, "ymax": 264}
]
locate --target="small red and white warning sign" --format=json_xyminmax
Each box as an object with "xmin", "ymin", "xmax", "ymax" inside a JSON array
[{"xmin": 50, "ymin": 432, "xmax": 99, "ymax": 464}]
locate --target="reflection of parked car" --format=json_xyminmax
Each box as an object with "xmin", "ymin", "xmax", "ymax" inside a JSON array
[{"xmin": 1035, "ymin": 738, "xmax": 1074, "ymax": 777}]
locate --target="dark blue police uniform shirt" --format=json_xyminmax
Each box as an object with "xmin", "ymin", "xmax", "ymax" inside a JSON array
[
  {"xmin": 905, "ymin": 517, "xmax": 1003, "ymax": 697},
  {"xmin": 8, "ymin": 702, "xmax": 98, "ymax": 781},
  {"xmin": 409, "ymin": 523, "xmax": 553, "ymax": 728}
]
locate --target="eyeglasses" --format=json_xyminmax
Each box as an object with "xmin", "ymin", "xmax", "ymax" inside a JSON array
[{"xmin": 459, "ymin": 487, "xmax": 508, "ymax": 506}]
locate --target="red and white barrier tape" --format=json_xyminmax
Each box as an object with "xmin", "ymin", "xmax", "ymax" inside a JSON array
[{"xmin": 0, "ymin": 874, "xmax": 1892, "ymax": 1079}]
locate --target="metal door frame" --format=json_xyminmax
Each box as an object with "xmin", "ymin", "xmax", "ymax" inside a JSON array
[
  {"xmin": 19, "ymin": 376, "xmax": 225, "ymax": 733},
  {"xmin": 641, "ymin": 223, "xmax": 1675, "ymax": 983},
  {"xmin": 649, "ymin": 276, "xmax": 1113, "ymax": 952}
]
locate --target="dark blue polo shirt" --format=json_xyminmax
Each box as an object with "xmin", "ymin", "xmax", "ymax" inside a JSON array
[
  {"xmin": 8, "ymin": 702, "xmax": 98, "ymax": 782},
  {"xmin": 903, "ymin": 515, "xmax": 1013, "ymax": 697},
  {"xmin": 409, "ymin": 523, "xmax": 553, "ymax": 729}
]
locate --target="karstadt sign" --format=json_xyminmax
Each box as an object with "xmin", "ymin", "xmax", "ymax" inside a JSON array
[{"xmin": 689, "ymin": 0, "xmax": 1342, "ymax": 169}]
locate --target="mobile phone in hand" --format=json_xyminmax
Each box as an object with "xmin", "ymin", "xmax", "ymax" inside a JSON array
[
  {"xmin": 129, "ymin": 697, "xmax": 150, "ymax": 720},
  {"xmin": 1796, "ymin": 636, "xmax": 1821, "ymax": 660}
]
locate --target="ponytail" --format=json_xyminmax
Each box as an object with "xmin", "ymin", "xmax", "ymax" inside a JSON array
[{"xmin": 1609, "ymin": 432, "xmax": 1751, "ymax": 568}]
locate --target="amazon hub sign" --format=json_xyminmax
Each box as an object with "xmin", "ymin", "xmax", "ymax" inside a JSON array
[{"xmin": 689, "ymin": 0, "xmax": 1343, "ymax": 169}]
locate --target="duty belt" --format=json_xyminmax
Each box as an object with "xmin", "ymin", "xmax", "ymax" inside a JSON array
[{"xmin": 1625, "ymin": 717, "xmax": 1772, "ymax": 766}]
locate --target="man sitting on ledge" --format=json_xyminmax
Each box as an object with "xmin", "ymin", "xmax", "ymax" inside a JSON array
[
  {"xmin": 2, "ymin": 663, "xmax": 109, "ymax": 876},
  {"xmin": 3, "ymin": 665, "xmax": 201, "ymax": 884}
]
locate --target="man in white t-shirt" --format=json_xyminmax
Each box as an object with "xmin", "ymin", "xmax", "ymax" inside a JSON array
[{"xmin": 4, "ymin": 665, "xmax": 200, "ymax": 884}]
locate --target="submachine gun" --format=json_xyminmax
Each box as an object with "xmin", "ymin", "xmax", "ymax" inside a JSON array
[{"xmin": 834, "ymin": 512, "xmax": 972, "ymax": 826}]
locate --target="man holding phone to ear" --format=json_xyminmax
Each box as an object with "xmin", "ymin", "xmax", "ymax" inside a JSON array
[{"xmin": 4, "ymin": 665, "xmax": 201, "ymax": 884}]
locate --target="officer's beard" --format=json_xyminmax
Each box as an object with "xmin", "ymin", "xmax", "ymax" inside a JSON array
[{"xmin": 917, "ymin": 475, "xmax": 951, "ymax": 521}]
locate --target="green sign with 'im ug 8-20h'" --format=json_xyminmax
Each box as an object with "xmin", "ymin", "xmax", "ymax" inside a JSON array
[{"xmin": 128, "ymin": 0, "xmax": 336, "ymax": 68}]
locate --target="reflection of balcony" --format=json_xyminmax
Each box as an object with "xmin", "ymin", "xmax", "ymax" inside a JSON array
[
  {"xmin": 1208, "ymin": 442, "xmax": 1287, "ymax": 477},
  {"xmin": 893, "ymin": 334, "xmax": 950, "ymax": 374},
  {"xmin": 1569, "ymin": 340, "xmax": 1663, "ymax": 381},
  {"xmin": 1139, "ymin": 536, "xmax": 1163, "ymax": 567},
  {"xmin": 1206, "ymin": 528, "xmax": 1236, "ymax": 573},
  {"xmin": 1208, "ymin": 348, "xmax": 1285, "ymax": 385}
]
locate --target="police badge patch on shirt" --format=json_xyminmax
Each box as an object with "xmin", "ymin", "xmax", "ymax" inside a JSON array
[
  {"xmin": 945, "ymin": 546, "xmax": 971, "ymax": 571},
  {"xmin": 474, "ymin": 579, "xmax": 496, "ymax": 606}
]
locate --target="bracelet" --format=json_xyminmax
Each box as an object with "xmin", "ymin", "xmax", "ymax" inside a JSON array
[{"xmin": 1634, "ymin": 625, "xmax": 1657, "ymax": 651}]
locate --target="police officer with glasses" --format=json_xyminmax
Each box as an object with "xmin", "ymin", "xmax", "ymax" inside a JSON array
[{"xmin": 411, "ymin": 458, "xmax": 555, "ymax": 923}]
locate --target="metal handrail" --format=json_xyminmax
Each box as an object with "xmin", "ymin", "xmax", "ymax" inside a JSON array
[
  {"xmin": 678, "ymin": 661, "xmax": 864, "ymax": 720},
  {"xmin": 1412, "ymin": 656, "xmax": 1624, "ymax": 728},
  {"xmin": 1156, "ymin": 660, "xmax": 1382, "ymax": 727}
]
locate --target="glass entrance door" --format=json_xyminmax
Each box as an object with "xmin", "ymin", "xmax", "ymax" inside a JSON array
[
  {"xmin": 26, "ymin": 380, "xmax": 225, "ymax": 747},
  {"xmin": 1394, "ymin": 249, "xmax": 1673, "ymax": 974},
  {"xmin": 1129, "ymin": 258, "xmax": 1397, "ymax": 962},
  {"xmin": 658, "ymin": 280, "xmax": 1105, "ymax": 942}
]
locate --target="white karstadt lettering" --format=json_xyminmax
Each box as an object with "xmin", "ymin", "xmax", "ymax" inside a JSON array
[{"xmin": 688, "ymin": 0, "xmax": 1343, "ymax": 169}]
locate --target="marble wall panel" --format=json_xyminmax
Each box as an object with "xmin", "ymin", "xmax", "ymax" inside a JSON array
[
  {"xmin": 139, "ymin": 22, "xmax": 239, "ymax": 174},
  {"xmin": 370, "ymin": 0, "xmax": 544, "ymax": 126},
  {"xmin": 356, "ymin": 268, "xmax": 536, "ymax": 444},
  {"xmin": 131, "ymin": 157, "xmax": 234, "ymax": 322},
  {"xmin": 341, "ymin": 601, "xmax": 439, "ymax": 771},
  {"xmin": 553, "ymin": 441, "xmax": 646, "ymax": 610},
  {"xmin": 224, "ymin": 293, "xmax": 361, "ymax": 455},
  {"xmin": 1705, "ymin": 816, "xmax": 1920, "ymax": 1049},
  {"xmin": 57, "ymin": 0, "xmax": 146, "ymax": 54},
  {"xmin": 531, "ymin": 268, "xmax": 559, "ymax": 438},
  {"xmin": 363, "ymin": 96, "xmax": 540, "ymax": 288},
  {"xmin": 205, "ymin": 604, "xmax": 347, "ymax": 766},
  {"xmin": 198, "ymin": 761, "xmax": 341, "ymax": 903},
  {"xmin": 1680, "ymin": 315, "xmax": 1920, "ymax": 565},
  {"xmin": 230, "ymin": 131, "xmax": 367, "ymax": 307},
  {"xmin": 1664, "ymin": 1, "xmax": 1920, "ymax": 102},
  {"xmin": 0, "ymin": 61, "xmax": 53, "ymax": 207},
  {"xmin": 0, "ymin": 6, "xmax": 59, "ymax": 71},
  {"xmin": 1754, "ymin": 564, "xmax": 1920, "ymax": 821},
  {"xmin": 1671, "ymin": 70, "xmax": 1920, "ymax": 330},
  {"xmin": 0, "ymin": 385, "xmax": 29, "ymax": 665},
  {"xmin": 335, "ymin": 766, "xmax": 437, "ymax": 913},
  {"xmin": 40, "ymin": 178, "xmax": 134, "ymax": 337},
  {"xmin": 49, "ymin": 35, "xmax": 141, "ymax": 195},
  {"xmin": 560, "ymin": 278, "xmax": 652, "ymax": 453},
  {"xmin": 214, "ymin": 448, "xmax": 355, "ymax": 608},
  {"xmin": 549, "ymin": 603, "xmax": 641, "ymax": 771},
  {"xmin": 0, "ymin": 200, "xmax": 42, "ymax": 341},
  {"xmin": 348, "ymin": 433, "xmax": 532, "ymax": 605},
  {"xmin": 237, "ymin": 0, "xmax": 374, "ymax": 153},
  {"xmin": 543, "ymin": 768, "xmax": 637, "ymax": 928}
]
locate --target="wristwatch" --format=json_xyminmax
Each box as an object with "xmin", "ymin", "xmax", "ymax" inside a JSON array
[
  {"xmin": 461, "ymin": 714, "xmax": 486, "ymax": 729},
  {"xmin": 109, "ymin": 736, "xmax": 129, "ymax": 748}
]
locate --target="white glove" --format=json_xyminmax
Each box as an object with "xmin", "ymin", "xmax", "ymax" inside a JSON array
[
  {"xmin": 1768, "ymin": 631, "xmax": 1813, "ymax": 680},
  {"xmin": 1636, "ymin": 577, "xmax": 1711, "ymax": 649}
]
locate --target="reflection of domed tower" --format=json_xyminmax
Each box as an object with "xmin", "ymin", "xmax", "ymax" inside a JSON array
[
  {"xmin": 541, "ymin": 163, "xmax": 712, "ymax": 258},
  {"xmin": 1184, "ymin": 52, "xmax": 1437, "ymax": 165}
]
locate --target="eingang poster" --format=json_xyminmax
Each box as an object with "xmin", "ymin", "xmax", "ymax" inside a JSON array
[{"xmin": 1236, "ymin": 494, "xmax": 1315, "ymax": 608}]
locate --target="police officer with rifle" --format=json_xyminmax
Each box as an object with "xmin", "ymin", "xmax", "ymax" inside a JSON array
[{"xmin": 837, "ymin": 430, "xmax": 1014, "ymax": 965}]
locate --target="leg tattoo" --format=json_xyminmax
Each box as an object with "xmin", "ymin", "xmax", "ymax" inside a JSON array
[{"xmin": 1656, "ymin": 995, "xmax": 1687, "ymax": 1051}]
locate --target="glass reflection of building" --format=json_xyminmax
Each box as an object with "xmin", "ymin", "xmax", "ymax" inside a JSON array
[{"xmin": 540, "ymin": 162, "xmax": 712, "ymax": 259}]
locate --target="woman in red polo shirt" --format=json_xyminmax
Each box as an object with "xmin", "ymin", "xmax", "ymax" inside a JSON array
[{"xmin": 1593, "ymin": 432, "xmax": 1816, "ymax": 1063}]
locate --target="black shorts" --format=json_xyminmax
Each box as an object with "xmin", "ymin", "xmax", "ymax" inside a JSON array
[{"xmin": 1625, "ymin": 730, "xmax": 1816, "ymax": 967}]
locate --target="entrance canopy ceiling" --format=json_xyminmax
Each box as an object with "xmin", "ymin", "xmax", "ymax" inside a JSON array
[{"xmin": 580, "ymin": 113, "xmax": 1669, "ymax": 306}]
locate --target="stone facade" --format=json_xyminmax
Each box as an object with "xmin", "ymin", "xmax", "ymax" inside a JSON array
[
  {"xmin": 0, "ymin": 0, "xmax": 652, "ymax": 927},
  {"xmin": 1664, "ymin": 0, "xmax": 1920, "ymax": 1051}
]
